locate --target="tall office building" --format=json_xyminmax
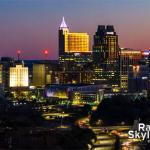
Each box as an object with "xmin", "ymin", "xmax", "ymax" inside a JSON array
[
  {"xmin": 58, "ymin": 17, "xmax": 92, "ymax": 83},
  {"xmin": 120, "ymin": 48, "xmax": 142, "ymax": 90},
  {"xmin": 93, "ymin": 25, "xmax": 119, "ymax": 65},
  {"xmin": 9, "ymin": 64, "xmax": 29, "ymax": 88},
  {"xmin": 92, "ymin": 25, "xmax": 119, "ymax": 85},
  {"xmin": 59, "ymin": 17, "xmax": 91, "ymax": 63},
  {"xmin": 59, "ymin": 17, "xmax": 90, "ymax": 54}
]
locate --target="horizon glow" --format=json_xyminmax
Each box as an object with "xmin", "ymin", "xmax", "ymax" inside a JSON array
[{"xmin": 0, "ymin": 0, "xmax": 150, "ymax": 59}]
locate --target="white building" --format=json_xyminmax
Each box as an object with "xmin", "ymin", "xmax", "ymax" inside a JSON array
[{"xmin": 9, "ymin": 64, "xmax": 29, "ymax": 87}]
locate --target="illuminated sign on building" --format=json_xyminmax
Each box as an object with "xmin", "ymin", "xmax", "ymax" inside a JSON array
[{"xmin": 106, "ymin": 32, "xmax": 114, "ymax": 35}]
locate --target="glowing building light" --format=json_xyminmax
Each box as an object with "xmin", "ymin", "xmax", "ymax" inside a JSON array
[
  {"xmin": 141, "ymin": 51, "xmax": 150, "ymax": 56},
  {"xmin": 59, "ymin": 17, "xmax": 90, "ymax": 53},
  {"xmin": 17, "ymin": 49, "xmax": 21, "ymax": 54},
  {"xmin": 42, "ymin": 49, "xmax": 49, "ymax": 60},
  {"xmin": 44, "ymin": 49, "xmax": 49, "ymax": 55},
  {"xmin": 17, "ymin": 49, "xmax": 21, "ymax": 60},
  {"xmin": 60, "ymin": 17, "xmax": 68, "ymax": 29},
  {"xmin": 133, "ymin": 65, "xmax": 140, "ymax": 77},
  {"xmin": 45, "ymin": 50, "xmax": 48, "ymax": 55}
]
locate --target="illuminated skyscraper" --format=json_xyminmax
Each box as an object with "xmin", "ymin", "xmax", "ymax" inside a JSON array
[
  {"xmin": 58, "ymin": 17, "xmax": 92, "ymax": 83},
  {"xmin": 59, "ymin": 17, "xmax": 91, "ymax": 64},
  {"xmin": 93, "ymin": 25, "xmax": 119, "ymax": 65},
  {"xmin": 120, "ymin": 48, "xmax": 142, "ymax": 91},
  {"xmin": 59, "ymin": 17, "xmax": 90, "ymax": 55},
  {"xmin": 9, "ymin": 64, "xmax": 29, "ymax": 88},
  {"xmin": 92, "ymin": 25, "xmax": 119, "ymax": 85},
  {"xmin": 59, "ymin": 17, "xmax": 69, "ymax": 56}
]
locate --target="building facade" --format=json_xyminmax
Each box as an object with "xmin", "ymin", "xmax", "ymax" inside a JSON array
[
  {"xmin": 32, "ymin": 64, "xmax": 46, "ymax": 87},
  {"xmin": 93, "ymin": 25, "xmax": 119, "ymax": 65},
  {"xmin": 59, "ymin": 17, "xmax": 90, "ymax": 55},
  {"xmin": 128, "ymin": 65, "xmax": 149, "ymax": 94},
  {"xmin": 92, "ymin": 25, "xmax": 119, "ymax": 85},
  {"xmin": 58, "ymin": 17, "xmax": 93, "ymax": 84},
  {"xmin": 59, "ymin": 17, "xmax": 92, "ymax": 65},
  {"xmin": 9, "ymin": 64, "xmax": 29, "ymax": 88},
  {"xmin": 120, "ymin": 48, "xmax": 142, "ymax": 91}
]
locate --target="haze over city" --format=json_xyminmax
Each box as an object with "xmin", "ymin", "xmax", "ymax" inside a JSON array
[{"xmin": 0, "ymin": 0, "xmax": 150, "ymax": 59}]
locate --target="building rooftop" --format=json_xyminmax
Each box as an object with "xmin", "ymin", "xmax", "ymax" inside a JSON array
[{"xmin": 60, "ymin": 17, "xmax": 68, "ymax": 28}]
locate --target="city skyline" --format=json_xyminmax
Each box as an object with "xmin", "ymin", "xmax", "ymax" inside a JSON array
[
  {"xmin": 0, "ymin": 1, "xmax": 150, "ymax": 149},
  {"xmin": 1, "ymin": 0, "xmax": 150, "ymax": 59}
]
